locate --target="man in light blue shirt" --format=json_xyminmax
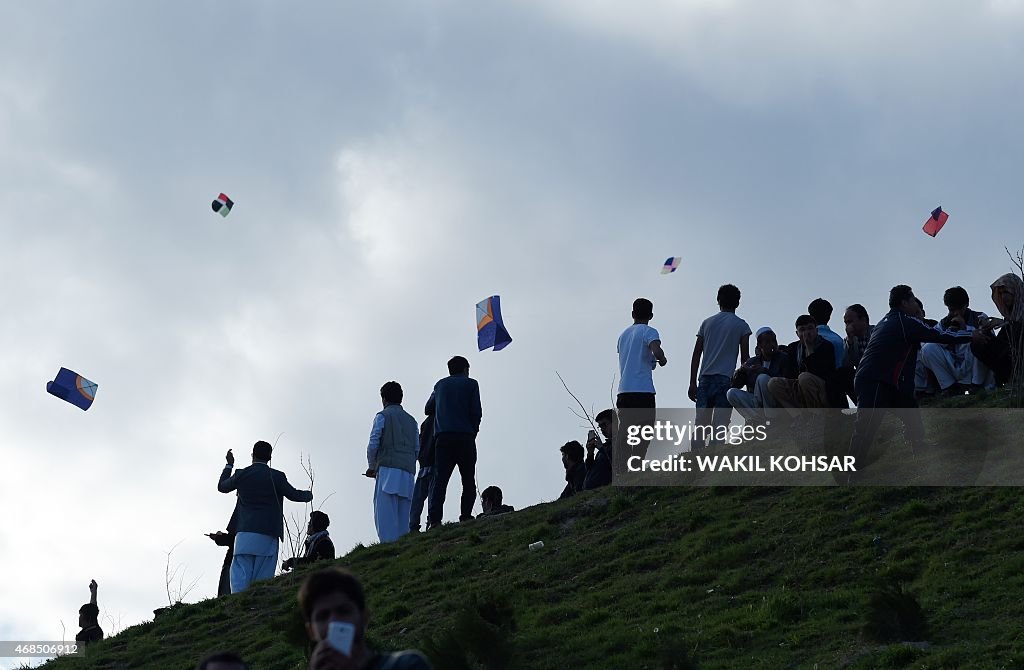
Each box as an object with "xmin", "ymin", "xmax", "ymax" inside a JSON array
[{"xmin": 809, "ymin": 298, "xmax": 846, "ymax": 369}]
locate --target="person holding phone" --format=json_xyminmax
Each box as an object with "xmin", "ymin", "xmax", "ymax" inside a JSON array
[{"xmin": 299, "ymin": 568, "xmax": 432, "ymax": 669}]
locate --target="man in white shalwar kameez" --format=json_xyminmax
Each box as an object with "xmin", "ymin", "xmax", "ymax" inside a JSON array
[{"xmin": 366, "ymin": 381, "xmax": 420, "ymax": 543}]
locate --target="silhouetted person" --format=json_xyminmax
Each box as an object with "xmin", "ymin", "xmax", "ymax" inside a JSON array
[
  {"xmin": 617, "ymin": 298, "xmax": 667, "ymax": 470},
  {"xmin": 300, "ymin": 568, "xmax": 432, "ymax": 669},
  {"xmin": 584, "ymin": 409, "xmax": 615, "ymax": 490},
  {"xmin": 196, "ymin": 651, "xmax": 249, "ymax": 670},
  {"xmin": 76, "ymin": 580, "xmax": 103, "ymax": 646},
  {"xmin": 559, "ymin": 440, "xmax": 586, "ymax": 499},
  {"xmin": 218, "ymin": 441, "xmax": 313, "ymax": 592},
  {"xmin": 425, "ymin": 356, "xmax": 482, "ymax": 528},
  {"xmin": 365, "ymin": 381, "xmax": 419, "ymax": 543},
  {"xmin": 283, "ymin": 511, "xmax": 336, "ymax": 571},
  {"xmin": 207, "ymin": 504, "xmax": 238, "ymax": 597},
  {"xmin": 477, "ymin": 486, "xmax": 514, "ymax": 517},
  {"xmin": 409, "ymin": 411, "xmax": 436, "ymax": 533},
  {"xmin": 972, "ymin": 273, "xmax": 1024, "ymax": 387}
]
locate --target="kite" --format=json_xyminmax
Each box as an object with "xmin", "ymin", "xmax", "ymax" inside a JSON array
[
  {"xmin": 922, "ymin": 206, "xmax": 948, "ymax": 237},
  {"xmin": 211, "ymin": 193, "xmax": 234, "ymax": 218},
  {"xmin": 661, "ymin": 257, "xmax": 681, "ymax": 274},
  {"xmin": 46, "ymin": 367, "xmax": 98, "ymax": 411},
  {"xmin": 476, "ymin": 295, "xmax": 512, "ymax": 352}
]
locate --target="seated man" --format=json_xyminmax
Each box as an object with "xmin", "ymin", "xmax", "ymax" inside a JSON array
[
  {"xmin": 971, "ymin": 273, "xmax": 1024, "ymax": 388},
  {"xmin": 583, "ymin": 409, "xmax": 615, "ymax": 490},
  {"xmin": 558, "ymin": 440, "xmax": 586, "ymax": 499},
  {"xmin": 196, "ymin": 652, "xmax": 249, "ymax": 670},
  {"xmin": 767, "ymin": 315, "xmax": 846, "ymax": 413},
  {"xmin": 841, "ymin": 304, "xmax": 873, "ymax": 403},
  {"xmin": 920, "ymin": 286, "xmax": 991, "ymax": 395},
  {"xmin": 300, "ymin": 568, "xmax": 432, "ymax": 669},
  {"xmin": 76, "ymin": 580, "xmax": 104, "ymax": 646},
  {"xmin": 477, "ymin": 486, "xmax": 515, "ymax": 517},
  {"xmin": 726, "ymin": 326, "xmax": 792, "ymax": 425},
  {"xmin": 283, "ymin": 511, "xmax": 336, "ymax": 571}
]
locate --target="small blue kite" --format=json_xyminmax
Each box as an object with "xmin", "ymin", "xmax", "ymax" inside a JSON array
[
  {"xmin": 476, "ymin": 295, "xmax": 512, "ymax": 351},
  {"xmin": 47, "ymin": 367, "xmax": 98, "ymax": 411}
]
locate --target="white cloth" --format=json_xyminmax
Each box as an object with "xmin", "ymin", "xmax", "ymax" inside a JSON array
[
  {"xmin": 617, "ymin": 324, "xmax": 661, "ymax": 393},
  {"xmin": 920, "ymin": 341, "xmax": 991, "ymax": 389},
  {"xmin": 230, "ymin": 532, "xmax": 279, "ymax": 593},
  {"xmin": 696, "ymin": 312, "xmax": 751, "ymax": 378},
  {"xmin": 374, "ymin": 476, "xmax": 412, "ymax": 543}
]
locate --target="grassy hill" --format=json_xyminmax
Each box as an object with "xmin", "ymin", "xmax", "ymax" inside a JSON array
[{"xmin": 38, "ymin": 394, "xmax": 1024, "ymax": 669}]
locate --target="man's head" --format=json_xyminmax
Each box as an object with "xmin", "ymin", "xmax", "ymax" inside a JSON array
[
  {"xmin": 252, "ymin": 441, "xmax": 273, "ymax": 463},
  {"xmin": 380, "ymin": 381, "xmax": 403, "ymax": 405},
  {"xmin": 717, "ymin": 284, "xmax": 741, "ymax": 312},
  {"xmin": 196, "ymin": 652, "xmax": 249, "ymax": 670},
  {"xmin": 78, "ymin": 603, "xmax": 98, "ymax": 629},
  {"xmin": 888, "ymin": 284, "xmax": 916, "ymax": 312},
  {"xmin": 299, "ymin": 568, "xmax": 368, "ymax": 649},
  {"xmin": 480, "ymin": 486, "xmax": 503, "ymax": 513},
  {"xmin": 754, "ymin": 327, "xmax": 778, "ymax": 358},
  {"xmin": 632, "ymin": 298, "xmax": 654, "ymax": 322},
  {"xmin": 913, "ymin": 297, "xmax": 926, "ymax": 319},
  {"xmin": 795, "ymin": 314, "xmax": 817, "ymax": 346},
  {"xmin": 595, "ymin": 409, "xmax": 616, "ymax": 441},
  {"xmin": 943, "ymin": 286, "xmax": 970, "ymax": 318},
  {"xmin": 447, "ymin": 356, "xmax": 470, "ymax": 376},
  {"xmin": 308, "ymin": 510, "xmax": 330, "ymax": 535},
  {"xmin": 843, "ymin": 304, "xmax": 870, "ymax": 338},
  {"xmin": 560, "ymin": 440, "xmax": 584, "ymax": 470},
  {"xmin": 807, "ymin": 298, "xmax": 833, "ymax": 326}
]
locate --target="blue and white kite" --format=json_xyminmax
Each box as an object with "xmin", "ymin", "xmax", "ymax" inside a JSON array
[
  {"xmin": 476, "ymin": 295, "xmax": 512, "ymax": 352},
  {"xmin": 47, "ymin": 367, "xmax": 98, "ymax": 411}
]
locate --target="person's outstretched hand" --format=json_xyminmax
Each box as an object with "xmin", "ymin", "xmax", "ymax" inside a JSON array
[
  {"xmin": 226, "ymin": 449, "xmax": 235, "ymax": 466},
  {"xmin": 89, "ymin": 579, "xmax": 97, "ymax": 594}
]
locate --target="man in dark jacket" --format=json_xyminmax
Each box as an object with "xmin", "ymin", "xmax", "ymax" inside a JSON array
[
  {"xmin": 408, "ymin": 412, "xmax": 436, "ymax": 533},
  {"xmin": 425, "ymin": 356, "xmax": 482, "ymax": 528},
  {"xmin": 559, "ymin": 440, "xmax": 586, "ymax": 499},
  {"xmin": 767, "ymin": 315, "xmax": 846, "ymax": 411},
  {"xmin": 726, "ymin": 326, "xmax": 793, "ymax": 423},
  {"xmin": 218, "ymin": 441, "xmax": 313, "ymax": 592},
  {"xmin": 584, "ymin": 409, "xmax": 615, "ymax": 490},
  {"xmin": 282, "ymin": 511, "xmax": 335, "ymax": 571},
  {"xmin": 846, "ymin": 285, "xmax": 974, "ymax": 475}
]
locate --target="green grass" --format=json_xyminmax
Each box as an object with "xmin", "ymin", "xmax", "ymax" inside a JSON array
[{"xmin": 41, "ymin": 393, "xmax": 1024, "ymax": 669}]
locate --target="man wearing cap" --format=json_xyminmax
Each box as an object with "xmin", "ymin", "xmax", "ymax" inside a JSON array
[{"xmin": 726, "ymin": 327, "xmax": 792, "ymax": 425}]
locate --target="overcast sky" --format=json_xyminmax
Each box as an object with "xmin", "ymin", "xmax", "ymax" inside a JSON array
[{"xmin": 2, "ymin": 1, "xmax": 1023, "ymax": 663}]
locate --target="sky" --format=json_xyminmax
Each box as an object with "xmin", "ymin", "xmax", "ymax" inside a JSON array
[{"xmin": 2, "ymin": 0, "xmax": 1024, "ymax": 664}]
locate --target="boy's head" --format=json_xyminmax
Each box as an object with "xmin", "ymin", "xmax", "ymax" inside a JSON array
[
  {"xmin": 717, "ymin": 284, "xmax": 741, "ymax": 311},
  {"xmin": 943, "ymin": 286, "xmax": 970, "ymax": 318},
  {"xmin": 795, "ymin": 314, "xmax": 817, "ymax": 346},
  {"xmin": 807, "ymin": 298, "xmax": 832, "ymax": 326},
  {"xmin": 631, "ymin": 298, "xmax": 654, "ymax": 322},
  {"xmin": 754, "ymin": 327, "xmax": 778, "ymax": 358},
  {"xmin": 481, "ymin": 486, "xmax": 503, "ymax": 513},
  {"xmin": 308, "ymin": 510, "xmax": 330, "ymax": 534},
  {"xmin": 447, "ymin": 356, "xmax": 470, "ymax": 376},
  {"xmin": 299, "ymin": 568, "xmax": 368, "ymax": 649},
  {"xmin": 380, "ymin": 381, "xmax": 403, "ymax": 404},
  {"xmin": 888, "ymin": 285, "xmax": 916, "ymax": 312},
  {"xmin": 595, "ymin": 409, "xmax": 616, "ymax": 440},
  {"xmin": 252, "ymin": 441, "xmax": 273, "ymax": 463},
  {"xmin": 843, "ymin": 304, "xmax": 870, "ymax": 338},
  {"xmin": 560, "ymin": 440, "xmax": 584, "ymax": 469}
]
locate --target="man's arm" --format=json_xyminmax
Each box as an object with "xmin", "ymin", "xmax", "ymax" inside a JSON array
[
  {"xmin": 739, "ymin": 333, "xmax": 751, "ymax": 365},
  {"xmin": 903, "ymin": 313, "xmax": 974, "ymax": 346},
  {"xmin": 688, "ymin": 336, "xmax": 704, "ymax": 401},
  {"xmin": 424, "ymin": 390, "xmax": 436, "ymax": 416},
  {"xmin": 649, "ymin": 340, "xmax": 667, "ymax": 366},
  {"xmin": 217, "ymin": 462, "xmax": 239, "ymax": 493},
  {"xmin": 366, "ymin": 413, "xmax": 385, "ymax": 471},
  {"xmin": 89, "ymin": 580, "xmax": 97, "ymax": 607},
  {"xmin": 277, "ymin": 472, "xmax": 314, "ymax": 503},
  {"xmin": 472, "ymin": 381, "xmax": 482, "ymax": 431}
]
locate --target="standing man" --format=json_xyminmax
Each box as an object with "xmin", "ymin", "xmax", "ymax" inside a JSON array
[
  {"xmin": 425, "ymin": 356, "xmax": 482, "ymax": 529},
  {"xmin": 75, "ymin": 580, "xmax": 103, "ymax": 646},
  {"xmin": 366, "ymin": 381, "xmax": 419, "ymax": 543},
  {"xmin": 616, "ymin": 298, "xmax": 667, "ymax": 472},
  {"xmin": 217, "ymin": 441, "xmax": 313, "ymax": 593}
]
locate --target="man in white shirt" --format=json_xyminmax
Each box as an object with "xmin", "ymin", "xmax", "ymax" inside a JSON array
[
  {"xmin": 615, "ymin": 298, "xmax": 667, "ymax": 473},
  {"xmin": 366, "ymin": 381, "xmax": 419, "ymax": 543}
]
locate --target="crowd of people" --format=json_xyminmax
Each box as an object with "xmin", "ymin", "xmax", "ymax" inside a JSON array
[{"xmin": 69, "ymin": 271, "xmax": 1022, "ymax": 667}]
